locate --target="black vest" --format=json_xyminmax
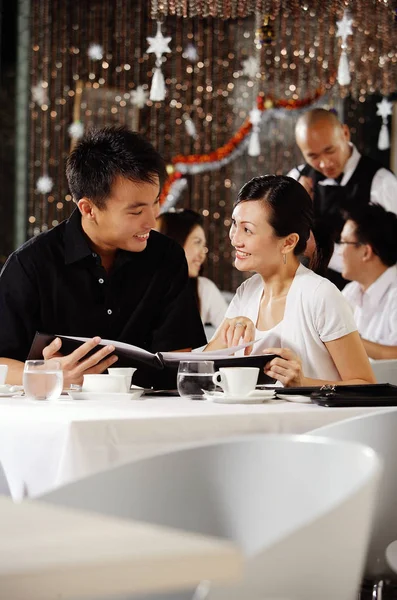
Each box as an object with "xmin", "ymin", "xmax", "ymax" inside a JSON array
[{"xmin": 299, "ymin": 155, "xmax": 383, "ymax": 241}]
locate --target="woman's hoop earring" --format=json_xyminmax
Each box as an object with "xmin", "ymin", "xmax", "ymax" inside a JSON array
[{"xmin": 283, "ymin": 253, "xmax": 287, "ymax": 265}]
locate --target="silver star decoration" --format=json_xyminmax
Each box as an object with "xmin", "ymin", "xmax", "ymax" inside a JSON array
[
  {"xmin": 88, "ymin": 43, "xmax": 104, "ymax": 61},
  {"xmin": 242, "ymin": 56, "xmax": 260, "ymax": 79},
  {"xmin": 376, "ymin": 97, "xmax": 393, "ymax": 120},
  {"xmin": 68, "ymin": 121, "xmax": 84, "ymax": 139},
  {"xmin": 146, "ymin": 21, "xmax": 171, "ymax": 60},
  {"xmin": 31, "ymin": 81, "xmax": 48, "ymax": 106},
  {"xmin": 336, "ymin": 12, "xmax": 353, "ymax": 41},
  {"xmin": 130, "ymin": 86, "xmax": 149, "ymax": 109},
  {"xmin": 36, "ymin": 175, "xmax": 54, "ymax": 194},
  {"xmin": 249, "ymin": 106, "xmax": 262, "ymax": 126},
  {"xmin": 183, "ymin": 43, "xmax": 198, "ymax": 63}
]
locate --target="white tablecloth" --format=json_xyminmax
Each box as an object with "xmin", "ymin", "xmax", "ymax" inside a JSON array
[{"xmin": 0, "ymin": 395, "xmax": 389, "ymax": 500}]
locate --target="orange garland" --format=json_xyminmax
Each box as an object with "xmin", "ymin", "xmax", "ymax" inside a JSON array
[{"xmin": 160, "ymin": 86, "xmax": 330, "ymax": 205}]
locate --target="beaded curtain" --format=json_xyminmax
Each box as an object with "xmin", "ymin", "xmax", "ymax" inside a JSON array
[{"xmin": 29, "ymin": 0, "xmax": 397, "ymax": 291}]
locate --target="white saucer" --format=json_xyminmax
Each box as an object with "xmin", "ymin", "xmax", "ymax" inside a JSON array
[
  {"xmin": 67, "ymin": 385, "xmax": 144, "ymax": 401},
  {"xmin": 205, "ymin": 389, "xmax": 275, "ymax": 404},
  {"xmin": 276, "ymin": 394, "xmax": 312, "ymax": 404},
  {"xmin": 0, "ymin": 384, "xmax": 24, "ymax": 397}
]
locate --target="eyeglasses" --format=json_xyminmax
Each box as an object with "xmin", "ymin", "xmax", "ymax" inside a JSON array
[{"xmin": 338, "ymin": 240, "xmax": 362, "ymax": 247}]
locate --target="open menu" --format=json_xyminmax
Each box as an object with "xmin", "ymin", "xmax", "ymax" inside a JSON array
[{"xmin": 28, "ymin": 332, "xmax": 277, "ymax": 381}]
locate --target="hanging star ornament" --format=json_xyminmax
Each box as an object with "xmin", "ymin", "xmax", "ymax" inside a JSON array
[
  {"xmin": 183, "ymin": 43, "xmax": 199, "ymax": 63},
  {"xmin": 376, "ymin": 97, "xmax": 393, "ymax": 119},
  {"xmin": 130, "ymin": 86, "xmax": 149, "ymax": 109},
  {"xmin": 146, "ymin": 22, "xmax": 171, "ymax": 60},
  {"xmin": 36, "ymin": 175, "xmax": 54, "ymax": 194},
  {"xmin": 68, "ymin": 121, "xmax": 84, "ymax": 139},
  {"xmin": 146, "ymin": 21, "xmax": 172, "ymax": 102},
  {"xmin": 88, "ymin": 43, "xmax": 104, "ymax": 61},
  {"xmin": 336, "ymin": 13, "xmax": 353, "ymax": 40},
  {"xmin": 242, "ymin": 56, "xmax": 260, "ymax": 79},
  {"xmin": 31, "ymin": 81, "xmax": 48, "ymax": 106}
]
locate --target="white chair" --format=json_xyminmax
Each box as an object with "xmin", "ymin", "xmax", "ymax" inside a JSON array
[
  {"xmin": 0, "ymin": 462, "xmax": 10, "ymax": 496},
  {"xmin": 308, "ymin": 409, "xmax": 397, "ymax": 599},
  {"xmin": 370, "ymin": 359, "xmax": 397, "ymax": 385},
  {"xmin": 40, "ymin": 435, "xmax": 381, "ymax": 600}
]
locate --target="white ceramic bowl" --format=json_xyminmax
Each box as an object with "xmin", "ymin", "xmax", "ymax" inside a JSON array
[{"xmin": 82, "ymin": 374, "xmax": 127, "ymax": 393}]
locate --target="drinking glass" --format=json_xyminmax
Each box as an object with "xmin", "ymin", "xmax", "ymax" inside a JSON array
[
  {"xmin": 177, "ymin": 361, "xmax": 215, "ymax": 400},
  {"xmin": 23, "ymin": 360, "xmax": 63, "ymax": 401}
]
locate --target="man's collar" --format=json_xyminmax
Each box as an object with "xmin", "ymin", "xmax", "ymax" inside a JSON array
[
  {"xmin": 64, "ymin": 207, "xmax": 93, "ymax": 265},
  {"xmin": 364, "ymin": 265, "xmax": 397, "ymax": 308},
  {"xmin": 341, "ymin": 143, "xmax": 360, "ymax": 184}
]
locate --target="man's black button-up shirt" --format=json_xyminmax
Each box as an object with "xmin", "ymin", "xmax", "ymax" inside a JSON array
[{"xmin": 0, "ymin": 209, "xmax": 206, "ymax": 369}]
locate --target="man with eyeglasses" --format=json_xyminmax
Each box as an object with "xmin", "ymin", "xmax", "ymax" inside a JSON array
[
  {"xmin": 288, "ymin": 108, "xmax": 397, "ymax": 289},
  {"xmin": 340, "ymin": 203, "xmax": 397, "ymax": 359}
]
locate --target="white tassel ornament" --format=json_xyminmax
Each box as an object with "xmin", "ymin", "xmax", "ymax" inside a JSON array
[
  {"xmin": 248, "ymin": 106, "xmax": 262, "ymax": 157},
  {"xmin": 378, "ymin": 123, "xmax": 390, "ymax": 151},
  {"xmin": 248, "ymin": 130, "xmax": 260, "ymax": 157},
  {"xmin": 335, "ymin": 12, "xmax": 353, "ymax": 87},
  {"xmin": 376, "ymin": 98, "xmax": 393, "ymax": 150},
  {"xmin": 150, "ymin": 66, "xmax": 166, "ymax": 102},
  {"xmin": 337, "ymin": 50, "xmax": 351, "ymax": 86}
]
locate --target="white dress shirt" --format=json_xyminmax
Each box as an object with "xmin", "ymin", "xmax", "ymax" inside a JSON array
[
  {"xmin": 198, "ymin": 276, "xmax": 228, "ymax": 328},
  {"xmin": 342, "ymin": 266, "xmax": 397, "ymax": 345},
  {"xmin": 288, "ymin": 145, "xmax": 397, "ymax": 272}
]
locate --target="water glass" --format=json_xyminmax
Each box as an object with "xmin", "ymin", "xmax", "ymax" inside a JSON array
[
  {"xmin": 177, "ymin": 361, "xmax": 215, "ymax": 400},
  {"xmin": 23, "ymin": 360, "xmax": 63, "ymax": 401}
]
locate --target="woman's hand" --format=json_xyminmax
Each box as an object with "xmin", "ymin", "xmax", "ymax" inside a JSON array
[
  {"xmin": 43, "ymin": 336, "xmax": 118, "ymax": 388},
  {"xmin": 205, "ymin": 317, "xmax": 255, "ymax": 355},
  {"xmin": 263, "ymin": 347, "xmax": 306, "ymax": 387}
]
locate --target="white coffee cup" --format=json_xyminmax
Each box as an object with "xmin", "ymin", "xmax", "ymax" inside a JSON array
[
  {"xmin": 108, "ymin": 367, "xmax": 137, "ymax": 392},
  {"xmin": 212, "ymin": 367, "xmax": 259, "ymax": 397},
  {"xmin": 0, "ymin": 365, "xmax": 8, "ymax": 385},
  {"xmin": 82, "ymin": 374, "xmax": 129, "ymax": 393}
]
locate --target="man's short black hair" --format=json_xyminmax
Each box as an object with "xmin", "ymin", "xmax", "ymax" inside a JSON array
[
  {"xmin": 66, "ymin": 126, "xmax": 167, "ymax": 208},
  {"xmin": 344, "ymin": 203, "xmax": 397, "ymax": 267}
]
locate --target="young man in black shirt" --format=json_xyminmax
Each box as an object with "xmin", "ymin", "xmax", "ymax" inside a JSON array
[{"xmin": 0, "ymin": 127, "xmax": 206, "ymax": 387}]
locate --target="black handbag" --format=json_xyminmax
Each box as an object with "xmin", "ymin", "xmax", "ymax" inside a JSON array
[{"xmin": 309, "ymin": 384, "xmax": 397, "ymax": 407}]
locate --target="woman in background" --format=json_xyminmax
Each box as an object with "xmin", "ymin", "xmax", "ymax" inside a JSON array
[
  {"xmin": 157, "ymin": 209, "xmax": 228, "ymax": 331},
  {"xmin": 205, "ymin": 175, "xmax": 375, "ymax": 387}
]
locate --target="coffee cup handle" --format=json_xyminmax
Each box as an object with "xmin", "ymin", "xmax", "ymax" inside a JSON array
[{"xmin": 212, "ymin": 371, "xmax": 224, "ymax": 390}]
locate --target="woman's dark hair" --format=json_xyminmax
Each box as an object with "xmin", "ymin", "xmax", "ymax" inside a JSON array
[
  {"xmin": 157, "ymin": 209, "xmax": 204, "ymax": 311},
  {"xmin": 157, "ymin": 209, "xmax": 204, "ymax": 247},
  {"xmin": 344, "ymin": 203, "xmax": 397, "ymax": 267},
  {"xmin": 66, "ymin": 126, "xmax": 167, "ymax": 208},
  {"xmin": 236, "ymin": 174, "xmax": 330, "ymax": 274}
]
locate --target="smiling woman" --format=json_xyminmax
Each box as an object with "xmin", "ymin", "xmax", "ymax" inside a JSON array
[{"xmin": 205, "ymin": 175, "xmax": 376, "ymax": 388}]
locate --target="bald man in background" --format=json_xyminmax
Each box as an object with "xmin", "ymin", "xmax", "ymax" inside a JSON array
[{"xmin": 288, "ymin": 108, "xmax": 397, "ymax": 288}]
